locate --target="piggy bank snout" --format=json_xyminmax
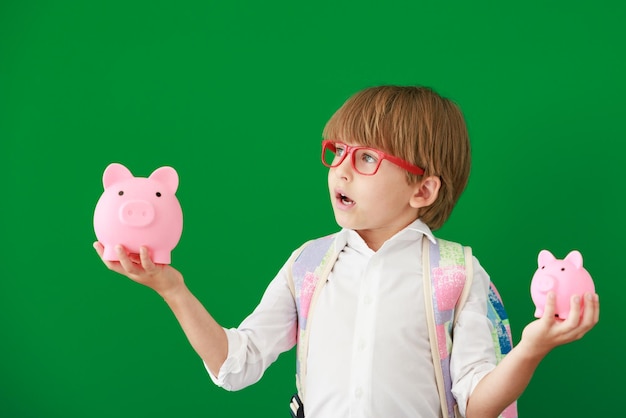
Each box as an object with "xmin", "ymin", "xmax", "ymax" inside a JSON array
[
  {"xmin": 119, "ymin": 200, "xmax": 155, "ymax": 227},
  {"xmin": 533, "ymin": 274, "xmax": 556, "ymax": 292}
]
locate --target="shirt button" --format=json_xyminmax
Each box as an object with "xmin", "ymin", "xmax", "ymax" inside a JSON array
[{"xmin": 355, "ymin": 388, "xmax": 363, "ymax": 398}]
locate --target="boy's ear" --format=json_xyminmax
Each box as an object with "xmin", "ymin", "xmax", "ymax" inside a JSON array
[{"xmin": 409, "ymin": 176, "xmax": 441, "ymax": 209}]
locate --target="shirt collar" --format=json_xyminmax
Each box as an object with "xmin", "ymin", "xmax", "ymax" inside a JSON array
[{"xmin": 334, "ymin": 218, "xmax": 436, "ymax": 251}]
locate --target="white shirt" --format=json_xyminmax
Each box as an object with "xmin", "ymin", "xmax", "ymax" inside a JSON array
[{"xmin": 208, "ymin": 219, "xmax": 497, "ymax": 418}]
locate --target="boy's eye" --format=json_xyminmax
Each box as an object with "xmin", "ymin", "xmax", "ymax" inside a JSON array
[
  {"xmin": 361, "ymin": 152, "xmax": 378, "ymax": 164},
  {"xmin": 335, "ymin": 145, "xmax": 346, "ymax": 156}
]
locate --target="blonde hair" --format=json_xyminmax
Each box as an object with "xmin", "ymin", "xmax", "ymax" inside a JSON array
[{"xmin": 322, "ymin": 85, "xmax": 471, "ymax": 230}]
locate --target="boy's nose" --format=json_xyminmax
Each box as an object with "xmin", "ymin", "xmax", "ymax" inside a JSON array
[{"xmin": 334, "ymin": 154, "xmax": 353, "ymax": 179}]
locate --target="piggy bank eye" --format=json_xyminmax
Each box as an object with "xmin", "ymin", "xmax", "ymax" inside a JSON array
[
  {"xmin": 156, "ymin": 192, "xmax": 162, "ymax": 197},
  {"xmin": 541, "ymin": 266, "xmax": 545, "ymax": 269},
  {"xmin": 118, "ymin": 191, "xmax": 124, "ymax": 196},
  {"xmin": 561, "ymin": 267, "xmax": 565, "ymax": 271}
]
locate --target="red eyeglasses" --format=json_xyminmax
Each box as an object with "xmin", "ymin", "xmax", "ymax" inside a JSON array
[{"xmin": 321, "ymin": 140, "xmax": 425, "ymax": 176}]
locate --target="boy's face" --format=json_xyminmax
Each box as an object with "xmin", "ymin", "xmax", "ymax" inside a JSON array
[{"xmin": 327, "ymin": 144, "xmax": 423, "ymax": 246}]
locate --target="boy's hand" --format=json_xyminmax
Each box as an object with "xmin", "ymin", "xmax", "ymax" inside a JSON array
[
  {"xmin": 93, "ymin": 241, "xmax": 184, "ymax": 298},
  {"xmin": 519, "ymin": 291, "xmax": 600, "ymax": 358}
]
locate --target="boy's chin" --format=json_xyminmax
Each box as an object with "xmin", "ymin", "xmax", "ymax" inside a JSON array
[
  {"xmin": 333, "ymin": 217, "xmax": 362, "ymax": 232},
  {"xmin": 333, "ymin": 215, "xmax": 352, "ymax": 230}
]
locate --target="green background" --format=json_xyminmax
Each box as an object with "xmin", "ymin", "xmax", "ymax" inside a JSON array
[{"xmin": 1, "ymin": 1, "xmax": 623, "ymax": 417}]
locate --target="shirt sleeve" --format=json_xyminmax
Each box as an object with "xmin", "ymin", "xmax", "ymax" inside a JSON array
[
  {"xmin": 205, "ymin": 253, "xmax": 299, "ymax": 391},
  {"xmin": 450, "ymin": 256, "xmax": 498, "ymax": 417}
]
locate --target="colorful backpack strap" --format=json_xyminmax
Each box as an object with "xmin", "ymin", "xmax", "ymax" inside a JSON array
[
  {"xmin": 487, "ymin": 283, "xmax": 517, "ymax": 418},
  {"xmin": 287, "ymin": 234, "xmax": 339, "ymax": 402},
  {"xmin": 423, "ymin": 237, "xmax": 517, "ymax": 418},
  {"xmin": 488, "ymin": 283, "xmax": 513, "ymax": 360},
  {"xmin": 422, "ymin": 237, "xmax": 470, "ymax": 418}
]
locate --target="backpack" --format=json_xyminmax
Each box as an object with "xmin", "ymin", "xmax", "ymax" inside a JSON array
[{"xmin": 287, "ymin": 233, "xmax": 517, "ymax": 418}]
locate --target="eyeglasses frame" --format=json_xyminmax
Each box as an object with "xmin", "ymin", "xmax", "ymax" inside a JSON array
[{"xmin": 321, "ymin": 139, "xmax": 425, "ymax": 176}]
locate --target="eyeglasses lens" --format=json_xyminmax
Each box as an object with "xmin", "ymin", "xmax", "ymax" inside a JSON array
[
  {"xmin": 322, "ymin": 142, "xmax": 382, "ymax": 175},
  {"xmin": 322, "ymin": 143, "xmax": 341, "ymax": 167}
]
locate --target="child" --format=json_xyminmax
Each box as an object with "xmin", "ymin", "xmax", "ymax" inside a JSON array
[{"xmin": 94, "ymin": 85, "xmax": 600, "ymax": 418}]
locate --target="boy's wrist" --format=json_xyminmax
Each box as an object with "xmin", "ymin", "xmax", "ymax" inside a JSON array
[
  {"xmin": 512, "ymin": 339, "xmax": 551, "ymax": 365},
  {"xmin": 157, "ymin": 279, "xmax": 188, "ymax": 303}
]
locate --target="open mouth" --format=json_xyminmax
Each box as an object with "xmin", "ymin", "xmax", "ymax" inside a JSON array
[{"xmin": 337, "ymin": 192, "xmax": 355, "ymax": 206}]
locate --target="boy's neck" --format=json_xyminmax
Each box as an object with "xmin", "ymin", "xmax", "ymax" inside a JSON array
[{"xmin": 355, "ymin": 219, "xmax": 418, "ymax": 252}]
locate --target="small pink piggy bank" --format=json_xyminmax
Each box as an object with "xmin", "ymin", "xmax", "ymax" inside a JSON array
[
  {"xmin": 530, "ymin": 249, "xmax": 595, "ymax": 319},
  {"xmin": 94, "ymin": 163, "xmax": 183, "ymax": 264}
]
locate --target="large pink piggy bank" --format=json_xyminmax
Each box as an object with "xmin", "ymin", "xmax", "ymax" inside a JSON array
[
  {"xmin": 94, "ymin": 163, "xmax": 183, "ymax": 264},
  {"xmin": 530, "ymin": 249, "xmax": 595, "ymax": 319}
]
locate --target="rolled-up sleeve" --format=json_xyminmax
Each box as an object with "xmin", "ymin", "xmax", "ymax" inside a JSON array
[
  {"xmin": 450, "ymin": 256, "xmax": 498, "ymax": 417},
  {"xmin": 205, "ymin": 256, "xmax": 299, "ymax": 391}
]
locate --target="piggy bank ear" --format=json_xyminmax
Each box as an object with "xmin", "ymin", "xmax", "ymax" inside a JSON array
[
  {"xmin": 537, "ymin": 250, "xmax": 556, "ymax": 267},
  {"xmin": 103, "ymin": 163, "xmax": 134, "ymax": 189},
  {"xmin": 564, "ymin": 250, "xmax": 583, "ymax": 269},
  {"xmin": 149, "ymin": 166, "xmax": 179, "ymax": 193}
]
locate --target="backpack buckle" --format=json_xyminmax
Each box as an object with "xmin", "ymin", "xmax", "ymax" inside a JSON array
[{"xmin": 289, "ymin": 393, "xmax": 304, "ymax": 418}]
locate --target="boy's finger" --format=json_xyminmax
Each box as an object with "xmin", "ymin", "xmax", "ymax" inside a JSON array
[
  {"xmin": 580, "ymin": 293, "xmax": 593, "ymax": 325},
  {"xmin": 541, "ymin": 292, "xmax": 556, "ymax": 321},
  {"xmin": 93, "ymin": 241, "xmax": 104, "ymax": 256},
  {"xmin": 593, "ymin": 293, "xmax": 600, "ymax": 323},
  {"xmin": 139, "ymin": 246, "xmax": 156, "ymax": 272},
  {"xmin": 581, "ymin": 293, "xmax": 600, "ymax": 328},
  {"xmin": 94, "ymin": 241, "xmax": 124, "ymax": 273},
  {"xmin": 116, "ymin": 245, "xmax": 140, "ymax": 274},
  {"xmin": 564, "ymin": 294, "xmax": 581, "ymax": 327}
]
